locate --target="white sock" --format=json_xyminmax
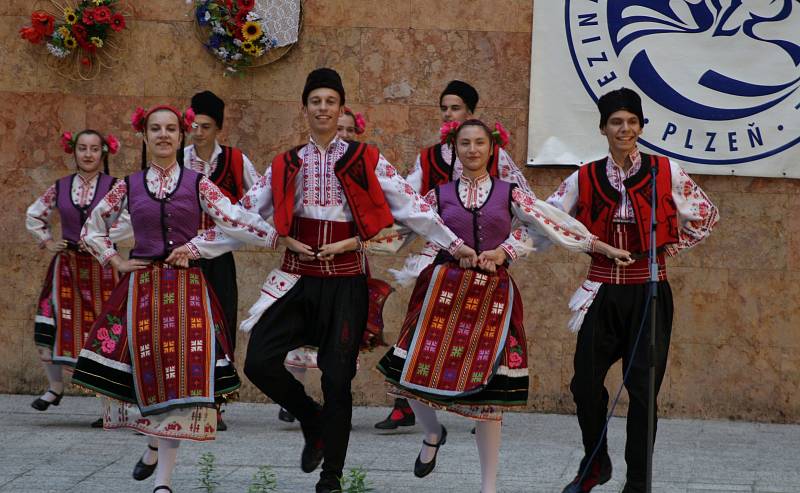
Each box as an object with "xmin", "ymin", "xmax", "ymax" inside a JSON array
[
  {"xmin": 154, "ymin": 438, "xmax": 180, "ymax": 489},
  {"xmin": 41, "ymin": 363, "xmax": 64, "ymax": 401},
  {"xmin": 141, "ymin": 436, "xmax": 158, "ymax": 466},
  {"xmin": 475, "ymin": 420, "xmax": 502, "ymax": 493},
  {"xmin": 408, "ymin": 400, "xmax": 442, "ymax": 463}
]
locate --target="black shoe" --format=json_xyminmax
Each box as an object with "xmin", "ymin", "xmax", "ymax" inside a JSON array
[
  {"xmin": 31, "ymin": 390, "xmax": 63, "ymax": 411},
  {"xmin": 301, "ymin": 436, "xmax": 324, "ymax": 473},
  {"xmin": 374, "ymin": 399, "xmax": 415, "ymax": 429},
  {"xmin": 90, "ymin": 418, "xmax": 104, "ymax": 428},
  {"xmin": 279, "ymin": 407, "xmax": 296, "ymax": 423},
  {"xmin": 132, "ymin": 444, "xmax": 158, "ymax": 481},
  {"xmin": 153, "ymin": 487, "xmax": 172, "ymax": 493},
  {"xmin": 315, "ymin": 474, "xmax": 341, "ymax": 493},
  {"xmin": 413, "ymin": 425, "xmax": 447, "ymax": 478},
  {"xmin": 561, "ymin": 453, "xmax": 612, "ymax": 493},
  {"xmin": 217, "ymin": 414, "xmax": 228, "ymax": 431},
  {"xmin": 621, "ymin": 480, "xmax": 645, "ymax": 493}
]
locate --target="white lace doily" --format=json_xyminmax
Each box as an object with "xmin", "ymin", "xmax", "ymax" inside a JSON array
[{"xmin": 253, "ymin": 0, "xmax": 301, "ymax": 47}]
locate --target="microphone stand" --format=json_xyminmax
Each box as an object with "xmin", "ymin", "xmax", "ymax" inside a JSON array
[{"xmin": 645, "ymin": 156, "xmax": 658, "ymax": 493}]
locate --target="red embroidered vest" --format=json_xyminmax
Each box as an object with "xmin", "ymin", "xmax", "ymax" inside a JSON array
[
  {"xmin": 418, "ymin": 143, "xmax": 501, "ymax": 195},
  {"xmin": 575, "ymin": 152, "xmax": 678, "ymax": 253},
  {"xmin": 210, "ymin": 146, "xmax": 245, "ymax": 202},
  {"xmin": 271, "ymin": 141, "xmax": 394, "ymax": 240},
  {"xmin": 200, "ymin": 146, "xmax": 245, "ymax": 231}
]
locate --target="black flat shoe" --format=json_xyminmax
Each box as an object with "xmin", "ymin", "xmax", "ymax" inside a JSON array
[
  {"xmin": 278, "ymin": 407, "xmax": 296, "ymax": 423},
  {"xmin": 133, "ymin": 444, "xmax": 158, "ymax": 481},
  {"xmin": 374, "ymin": 398, "xmax": 415, "ymax": 429},
  {"xmin": 315, "ymin": 474, "xmax": 341, "ymax": 493},
  {"xmin": 153, "ymin": 487, "xmax": 172, "ymax": 493},
  {"xmin": 301, "ymin": 436, "xmax": 324, "ymax": 473},
  {"xmin": 561, "ymin": 453, "xmax": 612, "ymax": 493},
  {"xmin": 31, "ymin": 390, "xmax": 63, "ymax": 411},
  {"xmin": 90, "ymin": 418, "xmax": 104, "ymax": 428},
  {"xmin": 413, "ymin": 425, "xmax": 447, "ymax": 478}
]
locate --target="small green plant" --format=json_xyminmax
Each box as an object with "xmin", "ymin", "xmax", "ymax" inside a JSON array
[
  {"xmin": 247, "ymin": 465, "xmax": 278, "ymax": 493},
  {"xmin": 197, "ymin": 452, "xmax": 220, "ymax": 492},
  {"xmin": 337, "ymin": 467, "xmax": 373, "ymax": 493}
]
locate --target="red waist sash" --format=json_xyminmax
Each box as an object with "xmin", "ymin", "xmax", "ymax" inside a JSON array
[
  {"xmin": 281, "ymin": 217, "xmax": 366, "ymax": 277},
  {"xmin": 587, "ymin": 222, "xmax": 667, "ymax": 285}
]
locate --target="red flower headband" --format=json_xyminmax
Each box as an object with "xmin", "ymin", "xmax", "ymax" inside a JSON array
[
  {"xmin": 440, "ymin": 120, "xmax": 510, "ymax": 149},
  {"xmin": 60, "ymin": 131, "xmax": 120, "ymax": 155},
  {"xmin": 343, "ymin": 106, "xmax": 366, "ymax": 135},
  {"xmin": 131, "ymin": 105, "xmax": 195, "ymax": 134}
]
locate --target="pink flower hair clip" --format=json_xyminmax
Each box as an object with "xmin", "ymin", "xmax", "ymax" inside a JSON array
[
  {"xmin": 60, "ymin": 131, "xmax": 75, "ymax": 154},
  {"xmin": 354, "ymin": 112, "xmax": 366, "ymax": 135},
  {"xmin": 440, "ymin": 120, "xmax": 461, "ymax": 146},
  {"xmin": 492, "ymin": 122, "xmax": 510, "ymax": 148},
  {"xmin": 104, "ymin": 134, "xmax": 120, "ymax": 155}
]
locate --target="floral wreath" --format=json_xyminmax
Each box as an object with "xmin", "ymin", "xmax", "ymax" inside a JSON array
[
  {"xmin": 60, "ymin": 131, "xmax": 120, "ymax": 155},
  {"xmin": 19, "ymin": 1, "xmax": 129, "ymax": 78},
  {"xmin": 440, "ymin": 120, "xmax": 510, "ymax": 149},
  {"xmin": 343, "ymin": 107, "xmax": 366, "ymax": 135},
  {"xmin": 130, "ymin": 106, "xmax": 196, "ymax": 134},
  {"xmin": 194, "ymin": 0, "xmax": 285, "ymax": 74}
]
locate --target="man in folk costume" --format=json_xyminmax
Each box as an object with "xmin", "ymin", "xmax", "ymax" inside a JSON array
[
  {"xmin": 549, "ymin": 88, "xmax": 719, "ymax": 493},
  {"xmin": 185, "ymin": 90, "xmax": 261, "ymax": 430},
  {"xmin": 374, "ymin": 79, "xmax": 535, "ymax": 430},
  {"xmin": 178, "ymin": 68, "xmax": 478, "ymax": 493}
]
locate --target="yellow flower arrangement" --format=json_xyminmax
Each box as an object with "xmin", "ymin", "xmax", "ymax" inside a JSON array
[
  {"xmin": 64, "ymin": 36, "xmax": 77, "ymax": 49},
  {"xmin": 241, "ymin": 21, "xmax": 262, "ymax": 41},
  {"xmin": 241, "ymin": 40, "xmax": 255, "ymax": 52},
  {"xmin": 91, "ymin": 36, "xmax": 103, "ymax": 48},
  {"xmin": 57, "ymin": 26, "xmax": 70, "ymax": 38},
  {"xmin": 63, "ymin": 7, "xmax": 77, "ymax": 25}
]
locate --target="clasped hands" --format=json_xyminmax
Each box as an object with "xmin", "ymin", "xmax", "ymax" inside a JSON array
[
  {"xmin": 454, "ymin": 244, "xmax": 506, "ymax": 273},
  {"xmin": 279, "ymin": 236, "xmax": 359, "ymax": 261}
]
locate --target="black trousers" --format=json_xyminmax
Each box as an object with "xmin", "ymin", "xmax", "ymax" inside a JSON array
[
  {"xmin": 244, "ymin": 275, "xmax": 368, "ymax": 480},
  {"xmin": 570, "ymin": 281, "xmax": 673, "ymax": 485},
  {"xmin": 199, "ymin": 252, "xmax": 238, "ymax": 352}
]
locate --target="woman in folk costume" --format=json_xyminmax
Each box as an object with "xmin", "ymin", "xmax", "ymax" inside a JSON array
[
  {"xmin": 377, "ymin": 120, "xmax": 633, "ymax": 493},
  {"xmin": 374, "ymin": 80, "xmax": 534, "ymax": 431},
  {"xmin": 277, "ymin": 106, "xmax": 395, "ymax": 424},
  {"xmin": 71, "ymin": 106, "xmax": 270, "ymax": 493},
  {"xmin": 185, "ymin": 89, "xmax": 263, "ymax": 431},
  {"xmin": 26, "ymin": 129, "xmax": 126, "ymax": 427}
]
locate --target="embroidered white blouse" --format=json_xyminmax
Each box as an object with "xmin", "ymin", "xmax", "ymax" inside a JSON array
[
  {"xmin": 26, "ymin": 173, "xmax": 131, "ymax": 246},
  {"xmin": 546, "ymin": 149, "xmax": 719, "ymax": 256},
  {"xmin": 189, "ymin": 136, "xmax": 463, "ymax": 258},
  {"xmin": 80, "ymin": 162, "xmax": 277, "ymax": 266},
  {"xmin": 184, "ymin": 141, "xmax": 261, "ymax": 191}
]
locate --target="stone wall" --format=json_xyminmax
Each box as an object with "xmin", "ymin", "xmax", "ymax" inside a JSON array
[{"xmin": 1, "ymin": 1, "xmax": 797, "ymax": 422}]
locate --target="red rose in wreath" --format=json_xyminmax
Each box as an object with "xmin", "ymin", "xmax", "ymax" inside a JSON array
[
  {"xmin": 30, "ymin": 11, "xmax": 55, "ymax": 36},
  {"xmin": 110, "ymin": 13, "xmax": 126, "ymax": 32},
  {"xmin": 82, "ymin": 8, "xmax": 96, "ymax": 26},
  {"xmin": 19, "ymin": 26, "xmax": 44, "ymax": 44},
  {"xmin": 238, "ymin": 0, "xmax": 255, "ymax": 10},
  {"xmin": 93, "ymin": 6, "xmax": 113, "ymax": 24}
]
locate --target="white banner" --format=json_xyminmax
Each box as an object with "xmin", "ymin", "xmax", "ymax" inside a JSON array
[{"xmin": 528, "ymin": 1, "xmax": 800, "ymax": 177}]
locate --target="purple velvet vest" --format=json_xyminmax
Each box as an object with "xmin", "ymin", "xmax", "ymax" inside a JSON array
[
  {"xmin": 437, "ymin": 178, "xmax": 513, "ymax": 253},
  {"xmin": 55, "ymin": 173, "xmax": 116, "ymax": 244},
  {"xmin": 126, "ymin": 167, "xmax": 202, "ymax": 259}
]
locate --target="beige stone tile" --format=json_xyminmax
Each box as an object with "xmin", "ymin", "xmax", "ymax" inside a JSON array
[
  {"xmin": 466, "ymin": 31, "xmax": 531, "ymax": 110},
  {"xmin": 0, "ymin": 16, "xmax": 43, "ymax": 93},
  {"xmin": 359, "ymin": 28, "xmax": 472, "ymax": 106},
  {"xmin": 304, "ymin": 0, "xmax": 413, "ymax": 29},
  {"xmin": 410, "ymin": 0, "xmax": 532, "ymax": 33},
  {"xmin": 666, "ymin": 342, "xmax": 781, "ymax": 420}
]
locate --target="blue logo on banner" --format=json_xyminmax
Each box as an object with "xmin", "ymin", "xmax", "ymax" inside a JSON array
[{"xmin": 565, "ymin": 0, "xmax": 800, "ymax": 166}]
